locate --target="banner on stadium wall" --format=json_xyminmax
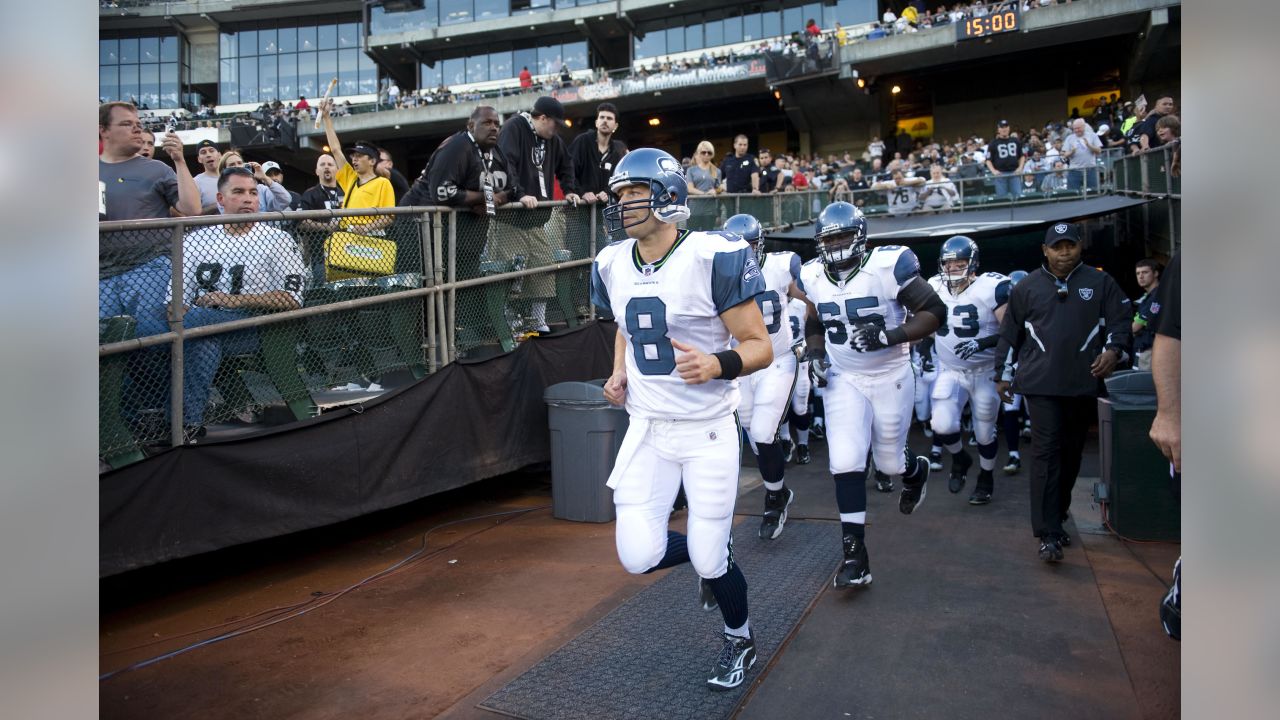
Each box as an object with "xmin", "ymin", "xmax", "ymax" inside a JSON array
[
  {"xmin": 552, "ymin": 81, "xmax": 620, "ymax": 104},
  {"xmin": 896, "ymin": 116, "xmax": 934, "ymax": 140},
  {"xmin": 174, "ymin": 127, "xmax": 219, "ymax": 147},
  {"xmin": 619, "ymin": 60, "xmax": 766, "ymax": 95},
  {"xmin": 1066, "ymin": 90, "xmax": 1120, "ymax": 118}
]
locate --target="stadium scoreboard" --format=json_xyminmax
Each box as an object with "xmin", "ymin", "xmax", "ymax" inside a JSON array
[{"xmin": 956, "ymin": 8, "xmax": 1021, "ymax": 41}]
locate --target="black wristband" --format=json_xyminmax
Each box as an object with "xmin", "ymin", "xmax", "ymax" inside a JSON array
[
  {"xmin": 713, "ymin": 350, "xmax": 744, "ymax": 380},
  {"xmin": 884, "ymin": 326, "xmax": 909, "ymax": 346}
]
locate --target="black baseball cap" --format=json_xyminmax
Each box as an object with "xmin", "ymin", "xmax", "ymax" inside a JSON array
[
  {"xmin": 196, "ymin": 139, "xmax": 218, "ymax": 150},
  {"xmin": 1043, "ymin": 222, "xmax": 1081, "ymax": 245},
  {"xmin": 997, "ymin": 119, "xmax": 1010, "ymax": 127},
  {"xmin": 346, "ymin": 142, "xmax": 380, "ymax": 159},
  {"xmin": 532, "ymin": 96, "xmax": 565, "ymax": 123}
]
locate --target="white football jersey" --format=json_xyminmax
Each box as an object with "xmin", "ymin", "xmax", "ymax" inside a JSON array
[
  {"xmin": 591, "ymin": 229, "xmax": 765, "ymax": 421},
  {"xmin": 886, "ymin": 183, "xmax": 920, "ymax": 216},
  {"xmin": 799, "ymin": 245, "xmax": 923, "ymax": 375},
  {"xmin": 178, "ymin": 225, "xmax": 306, "ymax": 306},
  {"xmin": 744, "ymin": 250, "xmax": 801, "ymax": 359},
  {"xmin": 928, "ymin": 271, "xmax": 1011, "ymax": 371},
  {"xmin": 787, "ymin": 297, "xmax": 808, "ymax": 347}
]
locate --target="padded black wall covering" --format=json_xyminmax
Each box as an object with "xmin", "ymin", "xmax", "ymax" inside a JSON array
[{"xmin": 100, "ymin": 321, "xmax": 617, "ymax": 576}]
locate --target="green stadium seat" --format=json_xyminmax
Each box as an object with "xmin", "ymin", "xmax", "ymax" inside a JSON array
[
  {"xmin": 479, "ymin": 259, "xmax": 518, "ymax": 353},
  {"xmin": 552, "ymin": 248, "xmax": 579, "ymax": 330},
  {"xmin": 213, "ymin": 319, "xmax": 314, "ymax": 423},
  {"xmin": 99, "ymin": 315, "xmax": 146, "ymax": 469}
]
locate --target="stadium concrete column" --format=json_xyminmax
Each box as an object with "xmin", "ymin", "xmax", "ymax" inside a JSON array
[{"xmin": 185, "ymin": 27, "xmax": 220, "ymax": 86}]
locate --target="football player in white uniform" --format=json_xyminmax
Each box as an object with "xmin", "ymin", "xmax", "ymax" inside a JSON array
[
  {"xmin": 722, "ymin": 214, "xmax": 807, "ymax": 541},
  {"xmin": 911, "ymin": 336, "xmax": 944, "ymax": 472},
  {"xmin": 927, "ymin": 235, "xmax": 1011, "ymax": 505},
  {"xmin": 781, "ymin": 296, "xmax": 813, "ymax": 465},
  {"xmin": 999, "ymin": 269, "xmax": 1029, "ymax": 474},
  {"xmin": 800, "ymin": 201, "xmax": 946, "ymax": 588},
  {"xmin": 591, "ymin": 149, "xmax": 773, "ymax": 691}
]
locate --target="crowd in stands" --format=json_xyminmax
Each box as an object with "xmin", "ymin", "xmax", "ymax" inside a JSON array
[{"xmin": 682, "ymin": 91, "xmax": 1179, "ymax": 216}]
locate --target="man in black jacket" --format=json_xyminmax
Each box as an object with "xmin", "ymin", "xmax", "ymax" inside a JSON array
[
  {"xmin": 402, "ymin": 106, "xmax": 518, "ymax": 327},
  {"xmin": 995, "ymin": 222, "xmax": 1132, "ymax": 563},
  {"xmin": 496, "ymin": 95, "xmax": 581, "ymax": 333},
  {"xmin": 568, "ymin": 102, "xmax": 628, "ymax": 205}
]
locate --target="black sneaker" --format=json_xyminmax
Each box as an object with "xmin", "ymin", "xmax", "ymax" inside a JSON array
[
  {"xmin": 834, "ymin": 534, "xmax": 873, "ymax": 588},
  {"xmin": 1038, "ymin": 539, "xmax": 1064, "ymax": 563},
  {"xmin": 948, "ymin": 449, "xmax": 973, "ymax": 494},
  {"xmin": 780, "ymin": 438, "xmax": 794, "ymax": 463},
  {"xmin": 707, "ymin": 631, "xmax": 756, "ymax": 691},
  {"xmin": 899, "ymin": 456, "xmax": 929, "ymax": 515},
  {"xmin": 810, "ymin": 422, "xmax": 826, "ymax": 441},
  {"xmin": 1059, "ymin": 531, "xmax": 1072, "ymax": 548},
  {"xmin": 795, "ymin": 444, "xmax": 811, "ymax": 465},
  {"xmin": 874, "ymin": 471, "xmax": 894, "ymax": 493},
  {"xmin": 1160, "ymin": 558, "xmax": 1181, "ymax": 641},
  {"xmin": 929, "ymin": 450, "xmax": 944, "ymax": 472},
  {"xmin": 969, "ymin": 471, "xmax": 994, "ymax": 505},
  {"xmin": 1003, "ymin": 455, "xmax": 1021, "ymax": 474},
  {"xmin": 699, "ymin": 578, "xmax": 718, "ymax": 611},
  {"xmin": 759, "ymin": 487, "xmax": 794, "ymax": 540}
]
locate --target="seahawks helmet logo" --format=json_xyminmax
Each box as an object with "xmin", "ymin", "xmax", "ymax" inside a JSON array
[
  {"xmin": 657, "ymin": 156, "xmax": 683, "ymax": 175},
  {"xmin": 1054, "ymin": 223, "xmax": 1069, "ymax": 235}
]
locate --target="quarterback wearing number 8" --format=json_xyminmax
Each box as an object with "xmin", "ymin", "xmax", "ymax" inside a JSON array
[
  {"xmin": 590, "ymin": 149, "xmax": 773, "ymax": 691},
  {"xmin": 721, "ymin": 214, "xmax": 808, "ymax": 542},
  {"xmin": 927, "ymin": 235, "xmax": 1011, "ymax": 505},
  {"xmin": 801, "ymin": 201, "xmax": 946, "ymax": 588}
]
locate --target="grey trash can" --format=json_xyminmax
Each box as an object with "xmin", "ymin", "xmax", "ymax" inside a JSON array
[
  {"xmin": 1097, "ymin": 371, "xmax": 1180, "ymax": 540},
  {"xmin": 544, "ymin": 381, "xmax": 629, "ymax": 522}
]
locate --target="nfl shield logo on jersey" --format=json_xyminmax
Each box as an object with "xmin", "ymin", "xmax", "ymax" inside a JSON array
[
  {"xmin": 708, "ymin": 431, "xmax": 718, "ymax": 441},
  {"xmin": 1078, "ymin": 288, "xmax": 1094, "ymax": 301},
  {"xmin": 642, "ymin": 264, "xmax": 655, "ymax": 276}
]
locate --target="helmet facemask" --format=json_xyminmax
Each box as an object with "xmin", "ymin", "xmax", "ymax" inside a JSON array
[
  {"xmin": 939, "ymin": 258, "xmax": 974, "ymax": 294},
  {"xmin": 603, "ymin": 179, "xmax": 689, "ymax": 235},
  {"xmin": 818, "ymin": 230, "xmax": 866, "ymax": 275}
]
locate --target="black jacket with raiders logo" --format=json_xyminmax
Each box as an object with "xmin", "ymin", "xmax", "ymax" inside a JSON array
[
  {"xmin": 497, "ymin": 113, "xmax": 576, "ymax": 230},
  {"xmin": 401, "ymin": 130, "xmax": 519, "ymax": 212},
  {"xmin": 995, "ymin": 262, "xmax": 1132, "ymax": 397}
]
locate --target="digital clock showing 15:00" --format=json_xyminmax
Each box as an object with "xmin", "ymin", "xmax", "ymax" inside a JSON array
[{"xmin": 956, "ymin": 8, "xmax": 1021, "ymax": 41}]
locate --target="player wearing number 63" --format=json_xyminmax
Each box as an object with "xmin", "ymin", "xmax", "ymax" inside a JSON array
[
  {"xmin": 926, "ymin": 235, "xmax": 1011, "ymax": 505},
  {"xmin": 720, "ymin": 214, "xmax": 809, "ymax": 542},
  {"xmin": 589, "ymin": 148, "xmax": 773, "ymax": 691},
  {"xmin": 800, "ymin": 201, "xmax": 946, "ymax": 589}
]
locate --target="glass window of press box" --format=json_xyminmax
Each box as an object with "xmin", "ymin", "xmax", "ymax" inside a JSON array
[
  {"xmin": 218, "ymin": 20, "xmax": 379, "ymax": 105},
  {"xmin": 420, "ymin": 38, "xmax": 588, "ymax": 87},
  {"xmin": 370, "ymin": 0, "xmax": 636, "ymax": 36},
  {"xmin": 633, "ymin": 0, "xmax": 877, "ymax": 61},
  {"xmin": 99, "ymin": 35, "xmax": 186, "ymax": 109}
]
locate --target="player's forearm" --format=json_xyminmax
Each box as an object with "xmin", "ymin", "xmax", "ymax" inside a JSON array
[
  {"xmin": 887, "ymin": 312, "xmax": 940, "ymax": 346},
  {"xmin": 1151, "ymin": 333, "xmax": 1180, "ymax": 414},
  {"xmin": 732, "ymin": 335, "xmax": 773, "ymax": 375},
  {"xmin": 612, "ymin": 329, "xmax": 627, "ymax": 374},
  {"xmin": 173, "ymin": 160, "xmax": 202, "ymax": 216}
]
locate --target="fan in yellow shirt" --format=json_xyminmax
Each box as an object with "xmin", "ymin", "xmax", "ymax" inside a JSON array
[{"xmin": 319, "ymin": 99, "xmax": 394, "ymax": 233}]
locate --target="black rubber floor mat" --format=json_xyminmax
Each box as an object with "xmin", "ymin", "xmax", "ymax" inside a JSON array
[{"xmin": 479, "ymin": 520, "xmax": 837, "ymax": 720}]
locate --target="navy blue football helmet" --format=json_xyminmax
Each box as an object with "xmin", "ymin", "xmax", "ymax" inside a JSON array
[
  {"xmin": 603, "ymin": 148, "xmax": 690, "ymax": 233},
  {"xmin": 938, "ymin": 235, "xmax": 979, "ymax": 293},
  {"xmin": 815, "ymin": 201, "xmax": 868, "ymax": 274},
  {"xmin": 723, "ymin": 213, "xmax": 763, "ymax": 259},
  {"xmin": 1009, "ymin": 269, "xmax": 1029, "ymax": 286}
]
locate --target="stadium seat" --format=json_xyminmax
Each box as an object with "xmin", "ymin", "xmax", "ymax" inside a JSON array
[
  {"xmin": 99, "ymin": 315, "xmax": 146, "ymax": 469},
  {"xmin": 552, "ymin": 248, "xmax": 579, "ymax": 330},
  {"xmin": 479, "ymin": 259, "xmax": 519, "ymax": 353},
  {"xmin": 212, "ymin": 319, "xmax": 314, "ymax": 423}
]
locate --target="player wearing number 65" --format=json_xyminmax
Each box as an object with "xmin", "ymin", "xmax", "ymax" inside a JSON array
[
  {"xmin": 589, "ymin": 148, "xmax": 773, "ymax": 691},
  {"xmin": 800, "ymin": 201, "xmax": 946, "ymax": 589},
  {"xmin": 174, "ymin": 167, "xmax": 306, "ymax": 442}
]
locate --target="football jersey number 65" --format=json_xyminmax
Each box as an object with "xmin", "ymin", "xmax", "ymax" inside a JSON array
[{"xmin": 817, "ymin": 297, "xmax": 885, "ymax": 345}]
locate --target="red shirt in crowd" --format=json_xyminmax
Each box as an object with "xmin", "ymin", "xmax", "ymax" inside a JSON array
[
  {"xmin": 519, "ymin": 68, "xmax": 533, "ymax": 89},
  {"xmin": 806, "ymin": 21, "xmax": 821, "ymax": 37}
]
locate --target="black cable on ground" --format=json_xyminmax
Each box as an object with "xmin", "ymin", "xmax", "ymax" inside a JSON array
[{"xmin": 100, "ymin": 504, "xmax": 550, "ymax": 681}]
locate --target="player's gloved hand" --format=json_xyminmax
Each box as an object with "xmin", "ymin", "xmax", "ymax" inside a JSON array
[
  {"xmin": 799, "ymin": 345, "xmax": 825, "ymax": 364},
  {"xmin": 851, "ymin": 324, "xmax": 889, "ymax": 353},
  {"xmin": 809, "ymin": 356, "xmax": 831, "ymax": 388},
  {"xmin": 953, "ymin": 339, "xmax": 981, "ymax": 360}
]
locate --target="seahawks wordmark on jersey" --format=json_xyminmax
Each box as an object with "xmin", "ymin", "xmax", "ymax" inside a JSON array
[
  {"xmin": 799, "ymin": 245, "xmax": 922, "ymax": 376},
  {"xmin": 178, "ymin": 225, "xmax": 306, "ymax": 307},
  {"xmin": 591, "ymin": 229, "xmax": 765, "ymax": 420},
  {"xmin": 928, "ymin": 272, "xmax": 1011, "ymax": 371}
]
